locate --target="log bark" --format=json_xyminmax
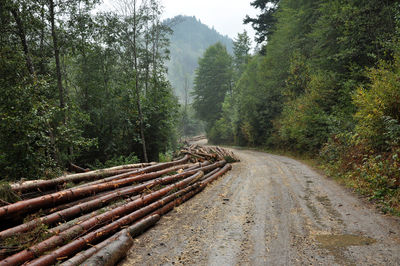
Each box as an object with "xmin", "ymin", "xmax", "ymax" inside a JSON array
[
  {"xmin": 153, "ymin": 165, "xmax": 231, "ymax": 217},
  {"xmin": 0, "ymin": 172, "xmax": 204, "ymax": 266},
  {"xmin": 183, "ymin": 161, "xmax": 211, "ymax": 172},
  {"xmin": 74, "ymin": 155, "xmax": 190, "ymax": 189},
  {"xmin": 81, "ymin": 230, "xmax": 133, "ymax": 266},
  {"xmin": 201, "ymin": 164, "xmax": 232, "ymax": 186},
  {"xmin": 49, "ymin": 195, "xmax": 141, "ymax": 234},
  {"xmin": 42, "ymin": 187, "xmax": 128, "ymax": 214},
  {"xmin": 23, "ymin": 173, "xmax": 204, "ymax": 266},
  {"xmin": 200, "ymin": 167, "xmax": 220, "ymax": 181},
  {"xmin": 0, "ymin": 163, "xmax": 195, "ymax": 238},
  {"xmin": 0, "ymin": 161, "xmax": 192, "ymax": 220},
  {"xmin": 11, "ymin": 162, "xmax": 159, "ymax": 193},
  {"xmin": 60, "ymin": 214, "xmax": 160, "ymax": 266}
]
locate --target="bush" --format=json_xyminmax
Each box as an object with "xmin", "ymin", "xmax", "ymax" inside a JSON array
[
  {"xmin": 0, "ymin": 79, "xmax": 60, "ymax": 180},
  {"xmin": 320, "ymin": 51, "xmax": 400, "ymax": 214},
  {"xmin": 279, "ymin": 71, "xmax": 337, "ymax": 152},
  {"xmin": 353, "ymin": 53, "xmax": 400, "ymax": 150},
  {"xmin": 90, "ymin": 153, "xmax": 139, "ymax": 169}
]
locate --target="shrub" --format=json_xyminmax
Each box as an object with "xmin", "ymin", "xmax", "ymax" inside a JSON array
[{"xmin": 353, "ymin": 53, "xmax": 400, "ymax": 150}]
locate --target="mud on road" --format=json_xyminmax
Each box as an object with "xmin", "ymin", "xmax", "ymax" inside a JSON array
[{"xmin": 121, "ymin": 148, "xmax": 400, "ymax": 265}]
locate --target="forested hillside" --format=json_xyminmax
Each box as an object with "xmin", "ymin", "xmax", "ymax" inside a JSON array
[
  {"xmin": 165, "ymin": 15, "xmax": 233, "ymax": 101},
  {"xmin": 0, "ymin": 0, "xmax": 179, "ymax": 180},
  {"xmin": 193, "ymin": 0, "xmax": 400, "ymax": 214}
]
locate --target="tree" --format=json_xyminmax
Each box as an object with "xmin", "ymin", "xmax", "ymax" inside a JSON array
[
  {"xmin": 244, "ymin": 0, "xmax": 280, "ymax": 44},
  {"xmin": 192, "ymin": 43, "xmax": 233, "ymax": 133},
  {"xmin": 0, "ymin": 0, "xmax": 179, "ymax": 180},
  {"xmin": 233, "ymin": 31, "xmax": 251, "ymax": 78}
]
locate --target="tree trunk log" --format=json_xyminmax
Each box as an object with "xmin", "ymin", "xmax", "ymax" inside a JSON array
[
  {"xmin": 0, "ymin": 161, "xmax": 192, "ymax": 219},
  {"xmin": 60, "ymin": 214, "xmax": 160, "ymax": 266},
  {"xmin": 11, "ymin": 161, "xmax": 164, "ymax": 193},
  {"xmin": 0, "ymin": 172, "xmax": 204, "ymax": 266},
  {"xmin": 0, "ymin": 163, "xmax": 196, "ymax": 238},
  {"xmin": 80, "ymin": 230, "xmax": 133, "ymax": 266}
]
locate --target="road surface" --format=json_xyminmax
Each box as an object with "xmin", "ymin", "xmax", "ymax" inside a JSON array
[{"xmin": 121, "ymin": 147, "xmax": 400, "ymax": 265}]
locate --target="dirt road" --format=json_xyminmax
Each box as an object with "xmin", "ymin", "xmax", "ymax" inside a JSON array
[{"xmin": 121, "ymin": 147, "xmax": 400, "ymax": 265}]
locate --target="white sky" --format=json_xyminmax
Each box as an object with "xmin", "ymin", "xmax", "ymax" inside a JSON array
[{"xmin": 100, "ymin": 0, "xmax": 259, "ymax": 42}]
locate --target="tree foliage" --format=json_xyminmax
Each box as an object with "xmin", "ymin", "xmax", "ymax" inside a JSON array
[
  {"xmin": 0, "ymin": 0, "xmax": 179, "ymax": 180},
  {"xmin": 244, "ymin": 0, "xmax": 280, "ymax": 44},
  {"xmin": 209, "ymin": 0, "xmax": 400, "ymax": 212},
  {"xmin": 192, "ymin": 43, "xmax": 233, "ymax": 135}
]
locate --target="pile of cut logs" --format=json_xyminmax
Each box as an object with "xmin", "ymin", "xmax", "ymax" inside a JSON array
[
  {"xmin": 185, "ymin": 135, "xmax": 206, "ymax": 143},
  {"xmin": 181, "ymin": 144, "xmax": 239, "ymax": 163},
  {"xmin": 0, "ymin": 145, "xmax": 237, "ymax": 266}
]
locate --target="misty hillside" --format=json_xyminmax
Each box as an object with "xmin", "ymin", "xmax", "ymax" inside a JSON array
[{"xmin": 165, "ymin": 15, "xmax": 233, "ymax": 101}]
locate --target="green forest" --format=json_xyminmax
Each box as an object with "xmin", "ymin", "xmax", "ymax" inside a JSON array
[
  {"xmin": 192, "ymin": 0, "xmax": 400, "ymax": 214},
  {"xmin": 1, "ymin": 0, "xmax": 400, "ymax": 214},
  {"xmin": 1, "ymin": 0, "xmax": 179, "ymax": 180}
]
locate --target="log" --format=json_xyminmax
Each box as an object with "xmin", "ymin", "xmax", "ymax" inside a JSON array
[
  {"xmin": 12, "ymin": 156, "xmax": 189, "ymax": 194},
  {"xmin": 81, "ymin": 230, "xmax": 133, "ymax": 266},
  {"xmin": 49, "ymin": 195, "xmax": 141, "ymax": 234},
  {"xmin": 24, "ymin": 174, "xmax": 204, "ymax": 266},
  {"xmin": 99, "ymin": 162, "xmax": 155, "ymax": 171},
  {"xmin": 69, "ymin": 163, "xmax": 89, "ymax": 173},
  {"xmin": 183, "ymin": 161, "xmax": 210, "ymax": 172},
  {"xmin": 41, "ymin": 186, "xmax": 129, "ymax": 214},
  {"xmin": 0, "ymin": 162, "xmax": 192, "ymax": 220},
  {"xmin": 153, "ymin": 164, "xmax": 232, "ymax": 217},
  {"xmin": 60, "ymin": 214, "xmax": 160, "ymax": 266},
  {"xmin": 0, "ymin": 163, "xmax": 194, "ymax": 238},
  {"xmin": 73, "ymin": 155, "xmax": 190, "ymax": 189},
  {"xmin": 201, "ymin": 164, "xmax": 232, "ymax": 186},
  {"xmin": 0, "ymin": 172, "xmax": 204, "ymax": 266},
  {"xmin": 11, "ymin": 164, "xmax": 154, "ymax": 194},
  {"xmin": 200, "ymin": 167, "xmax": 220, "ymax": 181}
]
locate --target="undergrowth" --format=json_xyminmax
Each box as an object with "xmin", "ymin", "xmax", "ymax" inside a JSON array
[
  {"xmin": 89, "ymin": 153, "xmax": 139, "ymax": 169},
  {"xmin": 0, "ymin": 182, "xmax": 21, "ymax": 204},
  {"xmin": 321, "ymin": 133, "xmax": 400, "ymax": 215},
  {"xmin": 0, "ymin": 213, "xmax": 53, "ymax": 254}
]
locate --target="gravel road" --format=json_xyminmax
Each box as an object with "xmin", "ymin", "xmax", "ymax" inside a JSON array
[{"xmin": 121, "ymin": 147, "xmax": 400, "ymax": 265}]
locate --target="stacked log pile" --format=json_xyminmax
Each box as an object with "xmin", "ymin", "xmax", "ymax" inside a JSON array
[
  {"xmin": 181, "ymin": 144, "xmax": 240, "ymax": 163},
  {"xmin": 185, "ymin": 135, "xmax": 206, "ymax": 142},
  {"xmin": 0, "ymin": 145, "xmax": 237, "ymax": 266}
]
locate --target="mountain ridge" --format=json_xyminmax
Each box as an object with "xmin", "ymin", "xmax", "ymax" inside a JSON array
[{"xmin": 165, "ymin": 15, "xmax": 233, "ymax": 101}]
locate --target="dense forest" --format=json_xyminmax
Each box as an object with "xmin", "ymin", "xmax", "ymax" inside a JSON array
[
  {"xmin": 0, "ymin": 0, "xmax": 179, "ymax": 180},
  {"xmin": 193, "ymin": 0, "xmax": 400, "ymax": 213}
]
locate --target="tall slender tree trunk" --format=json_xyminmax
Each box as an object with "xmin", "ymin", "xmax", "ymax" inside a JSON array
[
  {"xmin": 133, "ymin": 0, "xmax": 148, "ymax": 162},
  {"xmin": 10, "ymin": 5, "xmax": 35, "ymax": 76},
  {"xmin": 183, "ymin": 76, "xmax": 189, "ymax": 136},
  {"xmin": 49, "ymin": 0, "xmax": 65, "ymax": 110},
  {"xmin": 39, "ymin": 2, "xmax": 46, "ymax": 74}
]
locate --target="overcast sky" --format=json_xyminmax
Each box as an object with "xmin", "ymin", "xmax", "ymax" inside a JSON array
[{"xmin": 100, "ymin": 0, "xmax": 259, "ymax": 42}]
